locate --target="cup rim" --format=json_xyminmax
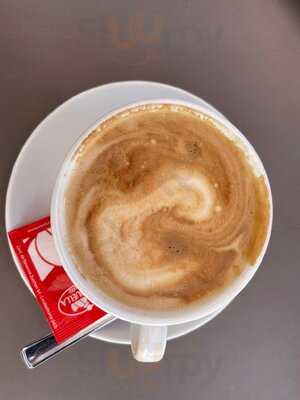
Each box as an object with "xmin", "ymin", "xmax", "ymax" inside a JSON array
[{"xmin": 51, "ymin": 98, "xmax": 273, "ymax": 326}]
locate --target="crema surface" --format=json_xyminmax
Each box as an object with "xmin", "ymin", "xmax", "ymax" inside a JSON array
[{"xmin": 65, "ymin": 105, "xmax": 270, "ymax": 310}]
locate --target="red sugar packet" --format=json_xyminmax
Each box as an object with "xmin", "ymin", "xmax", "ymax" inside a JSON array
[{"xmin": 8, "ymin": 216, "xmax": 107, "ymax": 343}]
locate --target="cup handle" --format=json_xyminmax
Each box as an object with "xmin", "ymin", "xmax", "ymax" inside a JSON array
[{"xmin": 130, "ymin": 324, "xmax": 168, "ymax": 362}]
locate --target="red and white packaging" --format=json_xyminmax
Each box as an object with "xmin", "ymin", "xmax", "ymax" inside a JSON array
[{"xmin": 8, "ymin": 216, "xmax": 107, "ymax": 343}]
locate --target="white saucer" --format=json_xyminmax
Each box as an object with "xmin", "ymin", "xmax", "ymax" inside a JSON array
[{"xmin": 6, "ymin": 81, "xmax": 226, "ymax": 345}]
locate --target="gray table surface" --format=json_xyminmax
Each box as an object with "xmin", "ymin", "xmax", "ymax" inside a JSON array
[{"xmin": 1, "ymin": 1, "xmax": 299, "ymax": 399}]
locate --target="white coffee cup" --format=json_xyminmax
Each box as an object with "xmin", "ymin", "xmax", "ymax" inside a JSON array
[{"xmin": 51, "ymin": 99, "xmax": 273, "ymax": 362}]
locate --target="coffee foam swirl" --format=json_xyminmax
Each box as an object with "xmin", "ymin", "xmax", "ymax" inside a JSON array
[{"xmin": 65, "ymin": 105, "xmax": 270, "ymax": 310}]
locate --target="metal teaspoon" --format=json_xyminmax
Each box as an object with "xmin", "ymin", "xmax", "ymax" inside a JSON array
[{"xmin": 21, "ymin": 314, "xmax": 117, "ymax": 368}]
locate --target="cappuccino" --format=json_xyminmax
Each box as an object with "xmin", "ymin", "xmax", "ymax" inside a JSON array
[{"xmin": 64, "ymin": 104, "xmax": 270, "ymax": 310}]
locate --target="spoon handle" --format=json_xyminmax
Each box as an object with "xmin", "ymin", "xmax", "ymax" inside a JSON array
[{"xmin": 21, "ymin": 314, "xmax": 117, "ymax": 368}]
